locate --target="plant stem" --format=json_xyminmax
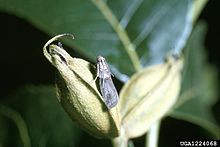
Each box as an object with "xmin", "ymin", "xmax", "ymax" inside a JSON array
[
  {"xmin": 191, "ymin": 0, "xmax": 208, "ymax": 24},
  {"xmin": 112, "ymin": 127, "xmax": 128, "ymax": 147},
  {"xmin": 0, "ymin": 105, "xmax": 31, "ymax": 147},
  {"xmin": 91, "ymin": 0, "xmax": 142, "ymax": 72},
  {"xmin": 146, "ymin": 121, "xmax": 161, "ymax": 147},
  {"xmin": 112, "ymin": 137, "xmax": 128, "ymax": 147}
]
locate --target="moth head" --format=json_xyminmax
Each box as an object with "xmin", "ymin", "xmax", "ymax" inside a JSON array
[{"xmin": 97, "ymin": 55, "xmax": 106, "ymax": 63}]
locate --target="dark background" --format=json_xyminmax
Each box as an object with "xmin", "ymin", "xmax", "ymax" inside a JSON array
[{"xmin": 0, "ymin": 0, "xmax": 219, "ymax": 146}]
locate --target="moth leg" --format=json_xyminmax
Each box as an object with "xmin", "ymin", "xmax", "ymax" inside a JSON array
[
  {"xmin": 94, "ymin": 62, "xmax": 100, "ymax": 82},
  {"xmin": 89, "ymin": 62, "xmax": 99, "ymax": 85}
]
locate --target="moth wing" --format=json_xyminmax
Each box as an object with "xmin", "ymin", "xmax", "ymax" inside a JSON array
[{"xmin": 100, "ymin": 78, "xmax": 119, "ymax": 109}]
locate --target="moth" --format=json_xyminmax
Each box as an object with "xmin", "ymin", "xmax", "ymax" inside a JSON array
[{"xmin": 96, "ymin": 56, "xmax": 119, "ymax": 109}]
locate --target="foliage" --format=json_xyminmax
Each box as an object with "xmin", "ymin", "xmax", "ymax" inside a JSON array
[{"xmin": 0, "ymin": 0, "xmax": 219, "ymax": 146}]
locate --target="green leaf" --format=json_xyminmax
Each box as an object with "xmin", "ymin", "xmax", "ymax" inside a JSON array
[
  {"xmin": 0, "ymin": 85, "xmax": 82, "ymax": 147},
  {"xmin": 170, "ymin": 22, "xmax": 220, "ymax": 138},
  {"xmin": 0, "ymin": 0, "xmax": 196, "ymax": 82}
]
